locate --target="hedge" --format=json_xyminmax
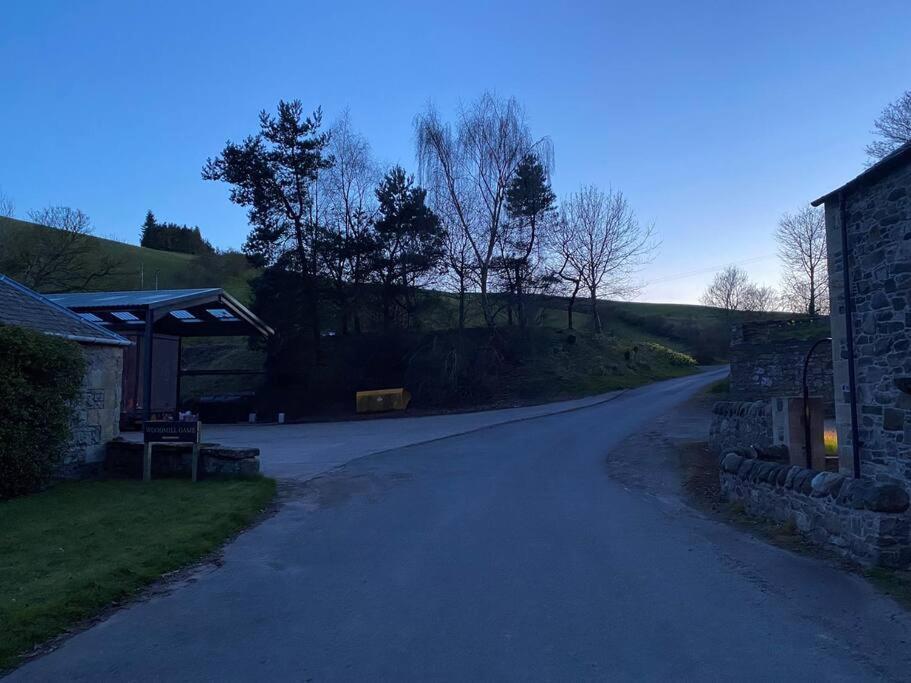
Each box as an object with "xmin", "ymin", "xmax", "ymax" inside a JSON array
[{"xmin": 0, "ymin": 324, "xmax": 85, "ymax": 499}]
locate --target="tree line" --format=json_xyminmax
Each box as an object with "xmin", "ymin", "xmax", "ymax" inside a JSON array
[
  {"xmin": 140, "ymin": 211, "xmax": 215, "ymax": 255},
  {"xmin": 203, "ymin": 94, "xmax": 656, "ymax": 354}
]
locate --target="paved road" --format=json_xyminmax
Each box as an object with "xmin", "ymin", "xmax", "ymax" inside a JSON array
[
  {"xmin": 12, "ymin": 368, "xmax": 911, "ymax": 681},
  {"xmin": 125, "ymin": 389, "xmax": 628, "ymax": 480}
]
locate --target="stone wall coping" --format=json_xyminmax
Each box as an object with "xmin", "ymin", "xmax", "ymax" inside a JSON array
[{"xmin": 720, "ymin": 452, "xmax": 910, "ymax": 513}]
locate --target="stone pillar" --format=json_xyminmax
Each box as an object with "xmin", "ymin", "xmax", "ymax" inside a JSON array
[
  {"xmin": 772, "ymin": 396, "xmax": 826, "ymax": 471},
  {"xmin": 823, "ymin": 200, "xmax": 855, "ymax": 476}
]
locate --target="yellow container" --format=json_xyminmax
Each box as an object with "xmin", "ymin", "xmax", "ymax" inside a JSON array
[{"xmin": 355, "ymin": 388, "xmax": 411, "ymax": 413}]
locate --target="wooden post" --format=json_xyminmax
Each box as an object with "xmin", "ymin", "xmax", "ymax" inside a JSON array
[
  {"xmin": 143, "ymin": 442, "xmax": 152, "ymax": 482},
  {"xmin": 191, "ymin": 443, "xmax": 199, "ymax": 483}
]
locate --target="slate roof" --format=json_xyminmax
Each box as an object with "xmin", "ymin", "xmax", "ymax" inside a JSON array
[
  {"xmin": 0, "ymin": 275, "xmax": 130, "ymax": 346},
  {"xmin": 812, "ymin": 141, "xmax": 911, "ymax": 206}
]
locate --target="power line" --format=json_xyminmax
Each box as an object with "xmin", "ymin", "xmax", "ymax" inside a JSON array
[{"xmin": 643, "ymin": 253, "xmax": 777, "ymax": 286}]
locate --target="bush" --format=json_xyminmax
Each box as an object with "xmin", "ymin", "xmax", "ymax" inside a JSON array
[
  {"xmin": 0, "ymin": 325, "xmax": 85, "ymax": 499},
  {"xmin": 640, "ymin": 341, "xmax": 697, "ymax": 367}
]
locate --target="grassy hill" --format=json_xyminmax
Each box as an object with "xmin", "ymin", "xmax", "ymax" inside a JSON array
[
  {"xmin": 0, "ymin": 216, "xmax": 255, "ymax": 302},
  {"xmin": 1, "ymin": 216, "xmax": 793, "ymax": 415}
]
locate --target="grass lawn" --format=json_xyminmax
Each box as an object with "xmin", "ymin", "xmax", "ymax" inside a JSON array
[{"xmin": 0, "ymin": 478, "xmax": 276, "ymax": 671}]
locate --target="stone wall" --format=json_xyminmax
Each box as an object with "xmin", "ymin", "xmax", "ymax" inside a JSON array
[
  {"xmin": 824, "ymin": 154, "xmax": 911, "ymax": 483},
  {"xmin": 61, "ymin": 344, "xmax": 123, "ymax": 477},
  {"xmin": 708, "ymin": 401, "xmax": 772, "ymax": 455},
  {"xmin": 720, "ymin": 452, "xmax": 911, "ymax": 568},
  {"xmin": 105, "ymin": 440, "xmax": 261, "ymax": 478},
  {"xmin": 729, "ymin": 319, "xmax": 834, "ymax": 416}
]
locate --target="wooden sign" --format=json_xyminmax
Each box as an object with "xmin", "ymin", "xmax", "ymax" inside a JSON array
[
  {"xmin": 141, "ymin": 421, "xmax": 202, "ymax": 483},
  {"xmin": 143, "ymin": 420, "xmax": 200, "ymax": 444}
]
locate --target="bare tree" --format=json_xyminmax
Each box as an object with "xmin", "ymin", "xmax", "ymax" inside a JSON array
[
  {"xmin": 558, "ymin": 186, "xmax": 655, "ymax": 333},
  {"xmin": 776, "ymin": 206, "xmax": 829, "ymax": 316},
  {"xmin": 3, "ymin": 206, "xmax": 119, "ymax": 291},
  {"xmin": 442, "ymin": 212, "xmax": 475, "ymax": 331},
  {"xmin": 549, "ymin": 214, "xmax": 583, "ymax": 330},
  {"xmin": 742, "ymin": 284, "xmax": 779, "ymax": 312},
  {"xmin": 866, "ymin": 89, "xmax": 911, "ymax": 160},
  {"xmin": 0, "ymin": 188, "xmax": 14, "ymax": 217},
  {"xmin": 700, "ymin": 265, "xmax": 752, "ymax": 312},
  {"xmin": 318, "ymin": 111, "xmax": 379, "ymax": 333},
  {"xmin": 416, "ymin": 92, "xmax": 551, "ymax": 327}
]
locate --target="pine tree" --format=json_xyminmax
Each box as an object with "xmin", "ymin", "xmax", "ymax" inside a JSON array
[
  {"xmin": 504, "ymin": 153, "xmax": 556, "ymax": 327},
  {"xmin": 372, "ymin": 166, "xmax": 445, "ymax": 329},
  {"xmin": 203, "ymin": 100, "xmax": 332, "ymax": 351},
  {"xmin": 140, "ymin": 210, "xmax": 156, "ymax": 246}
]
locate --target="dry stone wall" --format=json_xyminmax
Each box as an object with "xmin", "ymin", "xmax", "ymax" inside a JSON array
[
  {"xmin": 720, "ymin": 452, "xmax": 911, "ymax": 568},
  {"xmin": 708, "ymin": 401, "xmax": 772, "ymax": 455},
  {"xmin": 105, "ymin": 440, "xmax": 261, "ymax": 478}
]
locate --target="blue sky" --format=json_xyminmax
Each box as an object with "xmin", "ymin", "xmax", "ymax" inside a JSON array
[{"xmin": 2, "ymin": 0, "xmax": 909, "ymax": 303}]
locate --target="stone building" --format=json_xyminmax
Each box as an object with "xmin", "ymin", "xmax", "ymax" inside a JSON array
[
  {"xmin": 812, "ymin": 141, "xmax": 911, "ymax": 485},
  {"xmin": 0, "ymin": 275, "xmax": 130, "ymax": 476}
]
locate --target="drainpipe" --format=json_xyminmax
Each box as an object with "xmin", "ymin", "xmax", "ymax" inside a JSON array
[{"xmin": 838, "ymin": 192, "xmax": 862, "ymax": 479}]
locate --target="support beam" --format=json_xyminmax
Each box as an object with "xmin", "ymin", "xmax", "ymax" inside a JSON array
[
  {"xmin": 141, "ymin": 308, "xmax": 154, "ymax": 421},
  {"xmin": 175, "ymin": 337, "xmax": 183, "ymax": 420}
]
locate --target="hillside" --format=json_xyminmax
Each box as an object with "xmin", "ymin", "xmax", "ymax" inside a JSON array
[
  {"xmin": 0, "ymin": 216, "xmax": 254, "ymax": 302},
  {"xmin": 0, "ymin": 216, "xmax": 791, "ymax": 415}
]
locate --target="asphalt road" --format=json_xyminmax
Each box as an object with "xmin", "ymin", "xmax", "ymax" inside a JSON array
[
  {"xmin": 124, "ymin": 388, "xmax": 628, "ymax": 480},
  {"xmin": 11, "ymin": 368, "xmax": 911, "ymax": 681}
]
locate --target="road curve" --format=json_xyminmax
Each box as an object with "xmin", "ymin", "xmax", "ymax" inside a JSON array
[{"xmin": 10, "ymin": 368, "xmax": 911, "ymax": 681}]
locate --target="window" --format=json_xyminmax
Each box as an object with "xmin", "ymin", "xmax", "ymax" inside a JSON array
[
  {"xmin": 112, "ymin": 311, "xmax": 141, "ymax": 323},
  {"xmin": 169, "ymin": 309, "xmax": 203, "ymax": 323},
  {"xmin": 207, "ymin": 308, "xmax": 237, "ymax": 321}
]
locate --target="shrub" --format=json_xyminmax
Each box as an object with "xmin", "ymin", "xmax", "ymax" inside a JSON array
[
  {"xmin": 0, "ymin": 325, "xmax": 85, "ymax": 499},
  {"xmin": 640, "ymin": 341, "xmax": 697, "ymax": 367}
]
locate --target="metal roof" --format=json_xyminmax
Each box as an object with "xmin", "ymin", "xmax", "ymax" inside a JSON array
[
  {"xmin": 812, "ymin": 141, "xmax": 911, "ymax": 207},
  {"xmin": 46, "ymin": 288, "xmax": 223, "ymax": 309},
  {"xmin": 47, "ymin": 288, "xmax": 274, "ymax": 338},
  {"xmin": 0, "ymin": 275, "xmax": 131, "ymax": 346}
]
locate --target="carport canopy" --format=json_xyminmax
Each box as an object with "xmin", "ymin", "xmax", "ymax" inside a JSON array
[
  {"xmin": 47, "ymin": 288, "xmax": 273, "ymax": 421},
  {"xmin": 46, "ymin": 288, "xmax": 273, "ymax": 338}
]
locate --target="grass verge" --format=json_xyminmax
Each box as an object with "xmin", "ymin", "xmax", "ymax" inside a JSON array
[{"xmin": 0, "ymin": 478, "xmax": 276, "ymax": 671}]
